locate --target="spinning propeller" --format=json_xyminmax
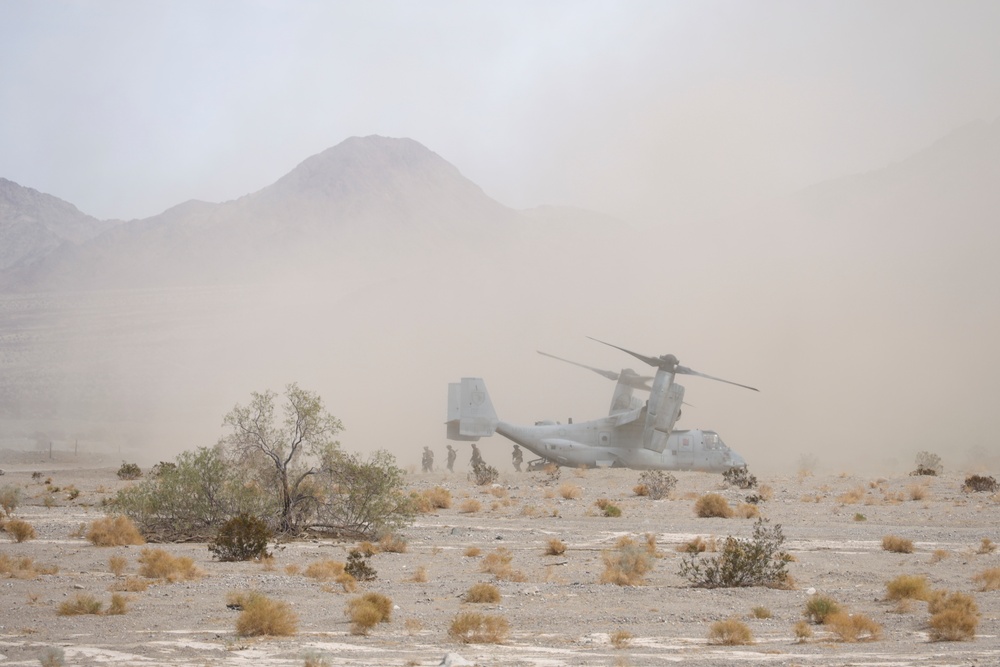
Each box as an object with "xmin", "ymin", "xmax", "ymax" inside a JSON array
[
  {"xmin": 587, "ymin": 337, "xmax": 759, "ymax": 392},
  {"xmin": 537, "ymin": 351, "xmax": 655, "ymax": 391}
]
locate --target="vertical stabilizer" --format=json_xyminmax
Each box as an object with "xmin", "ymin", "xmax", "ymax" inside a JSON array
[{"xmin": 447, "ymin": 377, "xmax": 499, "ymax": 441}]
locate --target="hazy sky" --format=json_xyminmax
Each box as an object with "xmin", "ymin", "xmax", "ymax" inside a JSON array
[{"xmin": 3, "ymin": 1, "xmax": 1000, "ymax": 224}]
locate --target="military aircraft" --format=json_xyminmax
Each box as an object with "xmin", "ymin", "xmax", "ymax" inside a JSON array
[{"xmin": 446, "ymin": 338, "xmax": 757, "ymax": 472}]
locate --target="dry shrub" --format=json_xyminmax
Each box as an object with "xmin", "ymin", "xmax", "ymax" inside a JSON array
[
  {"xmin": 284, "ymin": 564, "xmax": 301, "ymax": 575},
  {"xmin": 882, "ymin": 535, "xmax": 914, "ymax": 553},
  {"xmin": 677, "ymin": 536, "xmax": 716, "ymax": 553},
  {"xmin": 707, "ymin": 618, "xmax": 753, "ymax": 645},
  {"xmin": 459, "ymin": 498, "xmax": 481, "ymax": 514},
  {"xmin": 86, "ymin": 516, "xmax": 145, "ymax": 547},
  {"xmin": 633, "ymin": 484, "xmax": 649, "ymax": 497},
  {"xmin": 137, "ymin": 548, "xmax": 201, "ymax": 582},
  {"xmin": 930, "ymin": 549, "xmax": 949, "ymax": 563},
  {"xmin": 600, "ymin": 536, "xmax": 654, "ymax": 585},
  {"xmin": 108, "ymin": 555, "xmax": 127, "ymax": 577},
  {"xmin": 356, "ymin": 541, "xmax": 379, "ymax": 556},
  {"xmin": 404, "ymin": 618, "xmax": 423, "ymax": 635},
  {"xmin": 837, "ymin": 486, "xmax": 866, "ymax": 504},
  {"xmin": 302, "ymin": 653, "xmax": 330, "ymax": 667},
  {"xmin": 408, "ymin": 565, "xmax": 428, "ymax": 583},
  {"xmin": 465, "ymin": 582, "xmax": 501, "ymax": 603},
  {"xmin": 57, "ymin": 592, "xmax": 103, "ymax": 616},
  {"xmin": 734, "ymin": 503, "xmax": 760, "ymax": 519},
  {"xmin": 559, "ymin": 483, "xmax": 582, "ymax": 500},
  {"xmin": 235, "ymin": 592, "xmax": 298, "ymax": 637},
  {"xmin": 609, "ymin": 629, "xmax": 633, "ymax": 648},
  {"xmin": 423, "ymin": 486, "xmax": 452, "ymax": 509},
  {"xmin": 481, "ymin": 548, "xmax": 526, "ymax": 582},
  {"xmin": 758, "ymin": 484, "xmax": 774, "ymax": 501},
  {"xmin": 976, "ymin": 538, "xmax": 995, "ymax": 554},
  {"xmin": 379, "ymin": 533, "xmax": 408, "ymax": 553},
  {"xmin": 695, "ymin": 493, "xmax": 733, "ymax": 518},
  {"xmin": 106, "ymin": 593, "xmax": 128, "ymax": 615},
  {"xmin": 928, "ymin": 591, "xmax": 978, "ymax": 641},
  {"xmin": 5, "ymin": 519, "xmax": 35, "ymax": 542},
  {"xmin": 826, "ymin": 612, "xmax": 882, "ymax": 642},
  {"xmin": 0, "ymin": 554, "xmax": 57, "ymax": 579},
  {"xmin": 804, "ymin": 594, "xmax": 841, "ymax": 624},
  {"xmin": 907, "ymin": 483, "xmax": 929, "ymax": 501},
  {"xmin": 793, "ymin": 620, "xmax": 813, "ymax": 642},
  {"xmin": 110, "ymin": 576, "xmax": 149, "ymax": 592},
  {"xmin": 346, "ymin": 593, "xmax": 393, "ymax": 634},
  {"xmin": 751, "ymin": 605, "xmax": 772, "ymax": 619},
  {"xmin": 487, "ymin": 486, "xmax": 508, "ymax": 499},
  {"xmin": 886, "ymin": 574, "xmax": 931, "ymax": 601},
  {"xmin": 546, "ymin": 538, "xmax": 567, "ymax": 555},
  {"xmin": 409, "ymin": 492, "xmax": 433, "ymax": 514},
  {"xmin": 464, "ymin": 546, "xmax": 481, "ymax": 558},
  {"xmin": 972, "ymin": 567, "xmax": 1000, "ymax": 591},
  {"xmin": 305, "ymin": 559, "xmax": 346, "ymax": 581},
  {"xmin": 448, "ymin": 611, "xmax": 510, "ymax": 643}
]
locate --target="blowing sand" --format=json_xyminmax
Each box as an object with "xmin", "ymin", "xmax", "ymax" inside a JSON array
[{"xmin": 0, "ymin": 453, "xmax": 998, "ymax": 666}]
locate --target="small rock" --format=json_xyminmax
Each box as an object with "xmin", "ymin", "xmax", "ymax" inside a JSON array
[{"xmin": 439, "ymin": 652, "xmax": 474, "ymax": 666}]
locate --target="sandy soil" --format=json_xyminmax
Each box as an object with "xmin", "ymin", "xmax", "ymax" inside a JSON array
[{"xmin": 1, "ymin": 453, "xmax": 998, "ymax": 666}]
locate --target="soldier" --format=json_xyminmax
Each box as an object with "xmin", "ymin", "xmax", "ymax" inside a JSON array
[
  {"xmin": 421, "ymin": 446, "xmax": 434, "ymax": 473},
  {"xmin": 446, "ymin": 444, "xmax": 457, "ymax": 472},
  {"xmin": 512, "ymin": 444, "xmax": 523, "ymax": 472},
  {"xmin": 470, "ymin": 442, "xmax": 484, "ymax": 468}
]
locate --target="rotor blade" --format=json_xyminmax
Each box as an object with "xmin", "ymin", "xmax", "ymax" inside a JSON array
[
  {"xmin": 537, "ymin": 351, "xmax": 619, "ymax": 382},
  {"xmin": 538, "ymin": 351, "xmax": 654, "ymax": 390},
  {"xmin": 675, "ymin": 365, "xmax": 759, "ymax": 392},
  {"xmin": 586, "ymin": 337, "xmax": 666, "ymax": 370}
]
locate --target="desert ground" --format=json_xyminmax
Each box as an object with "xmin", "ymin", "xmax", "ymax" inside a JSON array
[{"xmin": 1, "ymin": 450, "xmax": 998, "ymax": 667}]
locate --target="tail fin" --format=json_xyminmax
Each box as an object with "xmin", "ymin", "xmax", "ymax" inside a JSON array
[{"xmin": 447, "ymin": 377, "xmax": 498, "ymax": 441}]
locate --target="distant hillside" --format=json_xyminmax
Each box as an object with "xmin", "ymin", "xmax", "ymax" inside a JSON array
[
  {"xmin": 0, "ymin": 136, "xmax": 523, "ymax": 291},
  {"xmin": 0, "ymin": 178, "xmax": 118, "ymax": 273}
]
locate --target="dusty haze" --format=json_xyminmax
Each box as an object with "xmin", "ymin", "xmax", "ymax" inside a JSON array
[{"xmin": 1, "ymin": 3, "xmax": 999, "ymax": 475}]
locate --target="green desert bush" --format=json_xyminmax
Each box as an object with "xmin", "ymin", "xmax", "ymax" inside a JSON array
[
  {"xmin": 722, "ymin": 466, "xmax": 758, "ymax": 490},
  {"xmin": 963, "ymin": 474, "xmax": 999, "ymax": 493},
  {"xmin": 235, "ymin": 592, "xmax": 299, "ymax": 637},
  {"xmin": 86, "ymin": 516, "xmax": 145, "ymax": 546},
  {"xmin": 465, "ymin": 582, "xmax": 501, "ymax": 603},
  {"xmin": 804, "ymin": 594, "xmax": 841, "ymax": 624},
  {"xmin": 0, "ymin": 485, "xmax": 22, "ymax": 516},
  {"xmin": 707, "ymin": 618, "xmax": 753, "ymax": 645},
  {"xmin": 345, "ymin": 549, "xmax": 377, "ymax": 581},
  {"xmin": 115, "ymin": 388, "xmax": 414, "ymax": 541},
  {"xmin": 208, "ymin": 514, "xmax": 272, "ymax": 561},
  {"xmin": 116, "ymin": 462, "xmax": 142, "ymax": 480},
  {"xmin": 911, "ymin": 451, "xmax": 942, "ymax": 476},
  {"xmin": 448, "ymin": 611, "xmax": 510, "ymax": 644},
  {"xmin": 470, "ymin": 461, "xmax": 499, "ymax": 486},
  {"xmin": 695, "ymin": 493, "xmax": 733, "ymax": 518},
  {"xmin": 679, "ymin": 519, "xmax": 791, "ymax": 588}
]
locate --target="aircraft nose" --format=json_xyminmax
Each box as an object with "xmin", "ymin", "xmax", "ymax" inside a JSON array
[{"xmin": 730, "ymin": 452, "xmax": 747, "ymax": 468}]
